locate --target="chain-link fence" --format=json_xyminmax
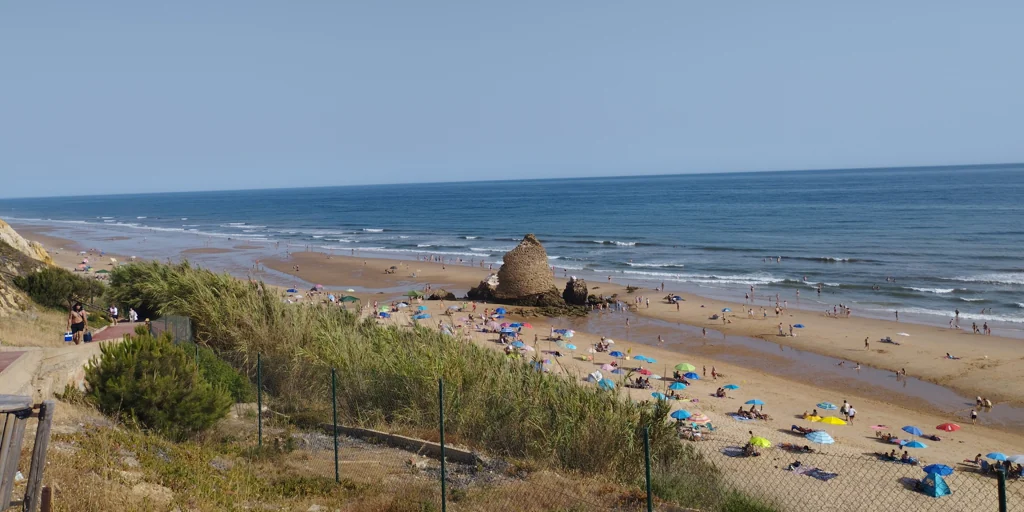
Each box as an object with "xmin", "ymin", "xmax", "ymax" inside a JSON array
[
  {"xmin": 246, "ymin": 353, "xmax": 1022, "ymax": 512},
  {"xmin": 152, "ymin": 315, "xmax": 191, "ymax": 343}
]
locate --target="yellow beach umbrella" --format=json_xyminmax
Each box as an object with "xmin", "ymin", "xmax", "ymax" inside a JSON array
[
  {"xmin": 749, "ymin": 436, "xmax": 772, "ymax": 448},
  {"xmin": 818, "ymin": 416, "xmax": 847, "ymax": 425},
  {"xmin": 806, "ymin": 415, "xmax": 823, "ymax": 422}
]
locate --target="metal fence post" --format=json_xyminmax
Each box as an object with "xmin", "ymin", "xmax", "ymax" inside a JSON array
[
  {"xmin": 998, "ymin": 468, "xmax": 1007, "ymax": 512},
  {"xmin": 332, "ymin": 368, "xmax": 339, "ymax": 484},
  {"xmin": 257, "ymin": 353, "xmax": 263, "ymax": 449},
  {"xmin": 439, "ymin": 378, "xmax": 447, "ymax": 512},
  {"xmin": 644, "ymin": 426, "xmax": 653, "ymax": 512}
]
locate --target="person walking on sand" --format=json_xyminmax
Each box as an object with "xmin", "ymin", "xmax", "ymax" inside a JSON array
[
  {"xmin": 847, "ymin": 406, "xmax": 856, "ymax": 424},
  {"xmin": 865, "ymin": 337, "xmax": 870, "ymax": 350},
  {"xmin": 971, "ymin": 408, "xmax": 978, "ymax": 425},
  {"xmin": 711, "ymin": 366, "xmax": 717, "ymax": 380},
  {"xmin": 703, "ymin": 365, "xmax": 706, "ymax": 377},
  {"xmin": 895, "ymin": 310, "xmax": 899, "ymax": 321}
]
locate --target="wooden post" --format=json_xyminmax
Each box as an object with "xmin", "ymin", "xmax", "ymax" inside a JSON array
[
  {"xmin": 23, "ymin": 400, "xmax": 55, "ymax": 512},
  {"xmin": 39, "ymin": 486, "xmax": 52, "ymax": 512}
]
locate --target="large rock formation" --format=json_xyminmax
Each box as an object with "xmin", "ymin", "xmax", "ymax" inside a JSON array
[
  {"xmin": 562, "ymin": 277, "xmax": 588, "ymax": 306},
  {"xmin": 0, "ymin": 219, "xmax": 51, "ymax": 315},
  {"xmin": 0, "ymin": 220, "xmax": 52, "ymax": 265},
  {"xmin": 495, "ymin": 234, "xmax": 556, "ymax": 300}
]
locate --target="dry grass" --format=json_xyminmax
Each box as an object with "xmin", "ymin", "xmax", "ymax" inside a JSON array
[{"xmin": 0, "ymin": 307, "xmax": 67, "ymax": 347}]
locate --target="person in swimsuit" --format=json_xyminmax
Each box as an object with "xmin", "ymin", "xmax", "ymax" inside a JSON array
[{"xmin": 68, "ymin": 303, "xmax": 88, "ymax": 345}]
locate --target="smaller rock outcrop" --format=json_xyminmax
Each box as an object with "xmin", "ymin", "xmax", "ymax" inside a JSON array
[
  {"xmin": 466, "ymin": 280, "xmax": 496, "ymax": 301},
  {"xmin": 427, "ymin": 289, "xmax": 457, "ymax": 301},
  {"xmin": 562, "ymin": 278, "xmax": 588, "ymax": 306}
]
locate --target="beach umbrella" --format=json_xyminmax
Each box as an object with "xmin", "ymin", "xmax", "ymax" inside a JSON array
[
  {"xmin": 723, "ymin": 384, "xmax": 740, "ymax": 390},
  {"xmin": 286, "ymin": 288, "xmax": 298, "ymax": 293},
  {"xmin": 652, "ymin": 392, "xmax": 667, "ymax": 400},
  {"xmin": 1006, "ymin": 455, "xmax": 1024, "ymax": 464},
  {"xmin": 314, "ymin": 284, "xmax": 323, "ymax": 289},
  {"xmin": 341, "ymin": 296, "xmax": 360, "ymax": 302},
  {"xmin": 379, "ymin": 306, "xmax": 390, "ymax": 312},
  {"xmin": 749, "ymin": 437, "xmax": 772, "ymax": 448},
  {"xmin": 922, "ymin": 464, "xmax": 954, "ymax": 476},
  {"xmin": 563, "ymin": 343, "xmax": 577, "ymax": 351},
  {"xmin": 650, "ymin": 375, "xmax": 662, "ymax": 380},
  {"xmin": 634, "ymin": 355, "xmax": 650, "ymax": 362},
  {"xmin": 684, "ymin": 372, "xmax": 700, "ymax": 380},
  {"xmin": 417, "ymin": 305, "xmax": 428, "ymax": 311},
  {"xmin": 379, "ymin": 312, "xmax": 390, "ymax": 318},
  {"xmin": 95, "ymin": 269, "xmax": 109, "ymax": 274},
  {"xmin": 869, "ymin": 425, "xmax": 889, "ymax": 431},
  {"xmin": 522, "ymin": 345, "xmax": 535, "ymax": 352},
  {"xmin": 522, "ymin": 322, "xmax": 533, "ymax": 328},
  {"xmin": 902, "ymin": 426, "xmax": 923, "ymax": 437},
  {"xmin": 395, "ymin": 302, "xmax": 408, "ymax": 307},
  {"xmin": 793, "ymin": 324, "xmax": 805, "ymax": 329},
  {"xmin": 603, "ymin": 338, "xmax": 614, "ymax": 344},
  {"xmin": 987, "ymin": 452, "xmax": 1008, "ymax": 461},
  {"xmin": 495, "ymin": 307, "xmax": 506, "ymax": 314},
  {"xmin": 562, "ymin": 331, "xmax": 575, "ymax": 339},
  {"xmin": 598, "ymin": 378, "xmax": 615, "ymax": 390},
  {"xmin": 406, "ymin": 290, "xmax": 424, "ymax": 297},
  {"xmin": 638, "ymin": 369, "xmax": 652, "ymax": 376},
  {"xmin": 936, "ymin": 423, "xmax": 960, "ymax": 432},
  {"xmin": 511, "ymin": 341, "xmax": 525, "ymax": 348},
  {"xmin": 689, "ymin": 413, "xmax": 710, "ymax": 423},
  {"xmin": 601, "ymin": 364, "xmax": 616, "ymax": 371},
  {"xmin": 816, "ymin": 402, "xmax": 838, "ymax": 410},
  {"xmin": 509, "ymin": 323, "xmax": 523, "ymax": 328},
  {"xmin": 818, "ymin": 416, "xmax": 847, "ymax": 425},
  {"xmin": 554, "ymin": 328, "xmax": 569, "ymax": 334},
  {"xmin": 486, "ymin": 321, "xmax": 500, "ymax": 330},
  {"xmin": 610, "ymin": 351, "xmax": 626, "ymax": 358},
  {"xmin": 671, "ymin": 410, "xmax": 692, "ymax": 420},
  {"xmin": 501, "ymin": 323, "xmax": 510, "ymax": 327},
  {"xmin": 745, "ymin": 399, "xmax": 765, "ymax": 406},
  {"xmin": 669, "ymin": 382, "xmax": 687, "ymax": 390},
  {"xmin": 806, "ymin": 431, "xmax": 835, "ymax": 445},
  {"xmin": 346, "ymin": 289, "xmax": 356, "ymax": 292},
  {"xmin": 902, "ymin": 440, "xmax": 928, "ymax": 449},
  {"xmin": 674, "ymin": 363, "xmax": 696, "ymax": 372},
  {"xmin": 413, "ymin": 313, "xmax": 431, "ymax": 320},
  {"xmin": 500, "ymin": 328, "xmax": 517, "ymax": 334},
  {"xmin": 448, "ymin": 305, "xmax": 461, "ymax": 310},
  {"xmin": 722, "ymin": 308, "xmax": 731, "ymax": 312}
]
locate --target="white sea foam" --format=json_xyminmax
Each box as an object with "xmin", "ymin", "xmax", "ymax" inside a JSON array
[
  {"xmin": 905, "ymin": 287, "xmax": 957, "ymax": 294},
  {"xmin": 1017, "ymin": 303, "xmax": 1024, "ymax": 309},
  {"xmin": 137, "ymin": 216, "xmax": 147, "ymax": 219},
  {"xmin": 417, "ymin": 244, "xmax": 433, "ymax": 247},
  {"xmin": 605, "ymin": 270, "xmax": 783, "ymax": 286},
  {"xmin": 949, "ymin": 273, "xmax": 1024, "ymax": 286},
  {"xmin": 363, "ymin": 228, "xmax": 384, "ymax": 232},
  {"xmin": 867, "ymin": 306, "xmax": 1024, "ymax": 324},
  {"xmin": 312, "ymin": 235, "xmax": 325, "ymax": 239},
  {"xmin": 399, "ymin": 236, "xmax": 410, "ymax": 239},
  {"xmin": 593, "ymin": 240, "xmax": 636, "ymax": 246},
  {"xmin": 470, "ymin": 247, "xmax": 514, "ymax": 253},
  {"xmin": 959, "ymin": 297, "xmax": 986, "ymax": 302},
  {"xmin": 463, "ymin": 236, "xmax": 479, "ymax": 239},
  {"xmin": 361, "ymin": 247, "xmax": 481, "ymax": 257}
]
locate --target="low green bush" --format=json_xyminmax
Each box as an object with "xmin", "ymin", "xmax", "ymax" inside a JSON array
[
  {"xmin": 180, "ymin": 341, "xmax": 255, "ymax": 403},
  {"xmin": 14, "ymin": 266, "xmax": 105, "ymax": 310},
  {"xmin": 85, "ymin": 331, "xmax": 232, "ymax": 440}
]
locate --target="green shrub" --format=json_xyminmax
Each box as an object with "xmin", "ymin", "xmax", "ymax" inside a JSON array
[
  {"xmin": 181, "ymin": 341, "xmax": 255, "ymax": 403},
  {"xmin": 85, "ymin": 331, "xmax": 232, "ymax": 440},
  {"xmin": 13, "ymin": 266, "xmax": 105, "ymax": 310}
]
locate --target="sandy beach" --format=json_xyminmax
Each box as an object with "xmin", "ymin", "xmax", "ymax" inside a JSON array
[{"xmin": 19, "ymin": 231, "xmax": 1024, "ymax": 471}]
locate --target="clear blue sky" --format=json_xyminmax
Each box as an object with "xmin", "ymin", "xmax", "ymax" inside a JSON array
[{"xmin": 3, "ymin": 1, "xmax": 1023, "ymax": 198}]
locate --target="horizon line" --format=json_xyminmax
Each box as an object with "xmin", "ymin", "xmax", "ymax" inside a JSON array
[{"xmin": 2, "ymin": 161, "xmax": 1021, "ymax": 201}]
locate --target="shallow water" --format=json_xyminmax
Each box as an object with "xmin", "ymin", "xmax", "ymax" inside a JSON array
[{"xmin": 565, "ymin": 311, "xmax": 1024, "ymax": 430}]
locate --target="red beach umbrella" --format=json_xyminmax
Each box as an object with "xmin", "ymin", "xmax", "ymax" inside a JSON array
[
  {"xmin": 638, "ymin": 368, "xmax": 652, "ymax": 376},
  {"xmin": 522, "ymin": 322, "xmax": 533, "ymax": 328},
  {"xmin": 936, "ymin": 423, "xmax": 961, "ymax": 432}
]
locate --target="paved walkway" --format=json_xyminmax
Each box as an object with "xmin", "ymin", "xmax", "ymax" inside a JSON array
[
  {"xmin": 0, "ymin": 351, "xmax": 25, "ymax": 375},
  {"xmin": 91, "ymin": 322, "xmax": 137, "ymax": 342}
]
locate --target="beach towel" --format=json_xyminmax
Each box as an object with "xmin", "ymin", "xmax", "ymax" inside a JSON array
[
  {"xmin": 791, "ymin": 466, "xmax": 812, "ymax": 476},
  {"xmin": 721, "ymin": 446, "xmax": 745, "ymax": 458},
  {"xmin": 806, "ymin": 468, "xmax": 839, "ymax": 481},
  {"xmin": 728, "ymin": 413, "xmax": 754, "ymax": 422}
]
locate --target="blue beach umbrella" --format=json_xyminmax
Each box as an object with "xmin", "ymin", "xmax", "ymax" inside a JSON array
[
  {"xmin": 683, "ymin": 372, "xmax": 700, "ymax": 380},
  {"xmin": 495, "ymin": 307, "xmax": 506, "ymax": 314},
  {"xmin": 511, "ymin": 341, "xmax": 525, "ymax": 348},
  {"xmin": 1007, "ymin": 455, "xmax": 1024, "ymax": 464},
  {"xmin": 669, "ymin": 382, "xmax": 688, "ymax": 390},
  {"xmin": 671, "ymin": 410, "xmax": 692, "ymax": 420},
  {"xmin": 598, "ymin": 378, "xmax": 615, "ymax": 390},
  {"xmin": 417, "ymin": 305, "xmax": 428, "ymax": 311},
  {"xmin": 379, "ymin": 312, "xmax": 390, "ymax": 318},
  {"xmin": 805, "ymin": 431, "xmax": 835, "ymax": 445},
  {"xmin": 987, "ymin": 452, "xmax": 1008, "ymax": 461},
  {"xmin": 723, "ymin": 384, "xmax": 740, "ymax": 390},
  {"xmin": 509, "ymin": 323, "xmax": 523, "ymax": 328},
  {"xmin": 563, "ymin": 343, "xmax": 577, "ymax": 350},
  {"xmin": 817, "ymin": 402, "xmax": 838, "ymax": 410},
  {"xmin": 634, "ymin": 355, "xmax": 650, "ymax": 362},
  {"xmin": 609, "ymin": 351, "xmax": 626, "ymax": 358},
  {"xmin": 745, "ymin": 399, "xmax": 766, "ymax": 406},
  {"xmin": 413, "ymin": 313, "xmax": 431, "ymax": 320},
  {"xmin": 902, "ymin": 440, "xmax": 928, "ymax": 449},
  {"xmin": 500, "ymin": 328, "xmax": 517, "ymax": 334},
  {"xmin": 286, "ymin": 288, "xmax": 298, "ymax": 293},
  {"xmin": 902, "ymin": 426, "xmax": 923, "ymax": 437},
  {"xmin": 922, "ymin": 464, "xmax": 954, "ymax": 476},
  {"xmin": 793, "ymin": 324, "xmax": 805, "ymax": 329},
  {"xmin": 652, "ymin": 392, "xmax": 667, "ymax": 400}
]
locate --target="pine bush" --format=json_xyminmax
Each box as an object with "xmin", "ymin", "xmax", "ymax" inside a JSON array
[{"xmin": 85, "ymin": 331, "xmax": 232, "ymax": 440}]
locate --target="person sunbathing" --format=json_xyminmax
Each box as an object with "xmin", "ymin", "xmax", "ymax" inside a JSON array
[
  {"xmin": 791, "ymin": 425, "xmax": 815, "ymax": 434},
  {"xmin": 964, "ymin": 454, "xmax": 983, "ymax": 465},
  {"xmin": 921, "ymin": 434, "xmax": 942, "ymax": 441},
  {"xmin": 715, "ymin": 388, "xmax": 726, "ymax": 398}
]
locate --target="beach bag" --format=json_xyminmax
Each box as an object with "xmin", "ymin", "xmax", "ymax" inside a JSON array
[
  {"xmin": 83, "ymin": 331, "xmax": 93, "ymax": 343},
  {"xmin": 64, "ymin": 332, "xmax": 73, "ymax": 342}
]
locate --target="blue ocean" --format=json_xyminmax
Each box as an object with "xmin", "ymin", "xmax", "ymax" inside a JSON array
[{"xmin": 3, "ymin": 165, "xmax": 1023, "ymax": 333}]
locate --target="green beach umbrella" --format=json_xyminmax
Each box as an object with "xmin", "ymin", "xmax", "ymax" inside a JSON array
[
  {"xmin": 95, "ymin": 269, "xmax": 110, "ymax": 274},
  {"xmin": 340, "ymin": 295, "xmax": 360, "ymax": 303},
  {"xmin": 674, "ymin": 363, "xmax": 696, "ymax": 372},
  {"xmin": 406, "ymin": 290, "xmax": 424, "ymax": 297}
]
